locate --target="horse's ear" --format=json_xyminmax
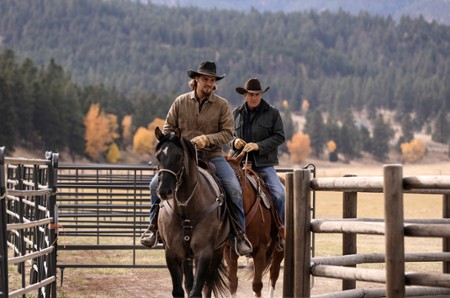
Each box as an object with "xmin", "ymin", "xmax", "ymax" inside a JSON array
[
  {"xmin": 155, "ymin": 127, "xmax": 163, "ymax": 141},
  {"xmin": 174, "ymin": 128, "xmax": 181, "ymax": 139}
]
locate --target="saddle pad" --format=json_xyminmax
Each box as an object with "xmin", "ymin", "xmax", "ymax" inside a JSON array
[
  {"xmin": 197, "ymin": 166, "xmax": 221, "ymax": 198},
  {"xmin": 246, "ymin": 174, "xmax": 271, "ymax": 209}
]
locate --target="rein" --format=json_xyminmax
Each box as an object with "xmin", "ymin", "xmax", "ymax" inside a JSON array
[{"xmin": 158, "ymin": 163, "xmax": 198, "ymax": 207}]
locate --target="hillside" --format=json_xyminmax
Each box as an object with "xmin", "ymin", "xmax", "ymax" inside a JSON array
[
  {"xmin": 1, "ymin": 0, "xmax": 449, "ymax": 162},
  {"xmin": 146, "ymin": 0, "xmax": 450, "ymax": 25}
]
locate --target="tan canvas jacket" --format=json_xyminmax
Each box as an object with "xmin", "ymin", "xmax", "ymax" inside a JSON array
[{"xmin": 163, "ymin": 90, "xmax": 234, "ymax": 159}]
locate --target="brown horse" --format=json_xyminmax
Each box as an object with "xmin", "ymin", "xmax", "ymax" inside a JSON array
[
  {"xmin": 154, "ymin": 127, "xmax": 230, "ymax": 298},
  {"xmin": 225, "ymin": 151, "xmax": 284, "ymax": 298}
]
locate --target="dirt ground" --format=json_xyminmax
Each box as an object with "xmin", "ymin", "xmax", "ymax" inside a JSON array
[{"xmin": 56, "ymin": 262, "xmax": 348, "ymax": 298}]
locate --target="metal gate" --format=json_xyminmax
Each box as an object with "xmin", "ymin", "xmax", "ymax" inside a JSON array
[{"xmin": 0, "ymin": 147, "xmax": 59, "ymax": 298}]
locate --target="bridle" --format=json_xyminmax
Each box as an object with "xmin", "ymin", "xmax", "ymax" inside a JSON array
[{"xmin": 157, "ymin": 143, "xmax": 198, "ymax": 207}]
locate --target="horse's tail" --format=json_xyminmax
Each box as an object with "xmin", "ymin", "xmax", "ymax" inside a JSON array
[{"xmin": 207, "ymin": 259, "xmax": 229, "ymax": 298}]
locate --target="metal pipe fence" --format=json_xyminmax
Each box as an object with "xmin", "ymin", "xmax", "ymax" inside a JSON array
[
  {"xmin": 0, "ymin": 147, "xmax": 58, "ymax": 298},
  {"xmin": 55, "ymin": 163, "xmax": 161, "ymax": 284}
]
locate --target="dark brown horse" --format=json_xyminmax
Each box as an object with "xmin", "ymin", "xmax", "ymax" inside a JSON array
[
  {"xmin": 225, "ymin": 151, "xmax": 284, "ymax": 298},
  {"xmin": 154, "ymin": 127, "xmax": 230, "ymax": 298}
]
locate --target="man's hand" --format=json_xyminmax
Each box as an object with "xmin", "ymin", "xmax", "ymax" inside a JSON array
[
  {"xmin": 191, "ymin": 135, "xmax": 210, "ymax": 149},
  {"xmin": 243, "ymin": 142, "xmax": 259, "ymax": 152},
  {"xmin": 234, "ymin": 138, "xmax": 246, "ymax": 150}
]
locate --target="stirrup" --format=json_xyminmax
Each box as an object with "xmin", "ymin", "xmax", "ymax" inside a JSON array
[
  {"xmin": 234, "ymin": 236, "xmax": 252, "ymax": 257},
  {"xmin": 140, "ymin": 225, "xmax": 153, "ymax": 239},
  {"xmin": 140, "ymin": 225, "xmax": 159, "ymax": 248}
]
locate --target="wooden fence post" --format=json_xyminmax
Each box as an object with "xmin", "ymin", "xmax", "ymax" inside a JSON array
[
  {"xmin": 443, "ymin": 194, "xmax": 450, "ymax": 273},
  {"xmin": 342, "ymin": 174, "xmax": 357, "ymax": 291},
  {"xmin": 283, "ymin": 172, "xmax": 294, "ymax": 298},
  {"xmin": 384, "ymin": 164, "xmax": 405, "ymax": 298},
  {"xmin": 294, "ymin": 168, "xmax": 311, "ymax": 298}
]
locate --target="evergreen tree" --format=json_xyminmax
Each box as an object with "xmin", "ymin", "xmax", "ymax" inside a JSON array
[
  {"xmin": 303, "ymin": 109, "xmax": 326, "ymax": 158},
  {"xmin": 17, "ymin": 58, "xmax": 38, "ymax": 144},
  {"xmin": 0, "ymin": 76, "xmax": 17, "ymax": 151},
  {"xmin": 325, "ymin": 114, "xmax": 340, "ymax": 147},
  {"xmin": 340, "ymin": 111, "xmax": 361, "ymax": 161},
  {"xmin": 279, "ymin": 100, "xmax": 297, "ymax": 154},
  {"xmin": 371, "ymin": 114, "xmax": 395, "ymax": 161},
  {"xmin": 396, "ymin": 114, "xmax": 414, "ymax": 151},
  {"xmin": 359, "ymin": 124, "xmax": 372, "ymax": 153},
  {"xmin": 432, "ymin": 109, "xmax": 449, "ymax": 144}
]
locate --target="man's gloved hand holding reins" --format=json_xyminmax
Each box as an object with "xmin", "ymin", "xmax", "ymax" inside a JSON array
[
  {"xmin": 243, "ymin": 142, "xmax": 259, "ymax": 152},
  {"xmin": 234, "ymin": 138, "xmax": 259, "ymax": 152},
  {"xmin": 191, "ymin": 135, "xmax": 210, "ymax": 149},
  {"xmin": 234, "ymin": 138, "xmax": 246, "ymax": 150}
]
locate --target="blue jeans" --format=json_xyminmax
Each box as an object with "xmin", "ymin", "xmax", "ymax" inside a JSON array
[
  {"xmin": 149, "ymin": 174, "xmax": 159, "ymax": 223},
  {"xmin": 149, "ymin": 156, "xmax": 246, "ymax": 231},
  {"xmin": 253, "ymin": 165, "xmax": 285, "ymax": 224}
]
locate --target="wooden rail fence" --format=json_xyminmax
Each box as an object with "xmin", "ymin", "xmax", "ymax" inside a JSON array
[{"xmin": 283, "ymin": 164, "xmax": 450, "ymax": 298}]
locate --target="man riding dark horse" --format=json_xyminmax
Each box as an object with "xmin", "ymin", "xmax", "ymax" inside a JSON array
[{"xmin": 141, "ymin": 61, "xmax": 252, "ymax": 256}]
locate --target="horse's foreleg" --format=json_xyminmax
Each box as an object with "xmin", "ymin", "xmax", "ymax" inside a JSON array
[
  {"xmin": 189, "ymin": 254, "xmax": 211, "ymax": 298},
  {"xmin": 183, "ymin": 259, "xmax": 194, "ymax": 295},
  {"xmin": 268, "ymin": 250, "xmax": 284, "ymax": 297},
  {"xmin": 166, "ymin": 254, "xmax": 184, "ymax": 297},
  {"xmin": 252, "ymin": 247, "xmax": 267, "ymax": 297},
  {"xmin": 224, "ymin": 245, "xmax": 239, "ymax": 296}
]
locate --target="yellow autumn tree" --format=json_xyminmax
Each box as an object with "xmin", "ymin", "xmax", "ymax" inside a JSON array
[
  {"xmin": 401, "ymin": 139, "xmax": 426, "ymax": 163},
  {"xmin": 287, "ymin": 133, "xmax": 312, "ymax": 163},
  {"xmin": 106, "ymin": 142, "xmax": 120, "ymax": 163},
  {"xmin": 133, "ymin": 127, "xmax": 153, "ymax": 155},
  {"xmin": 121, "ymin": 115, "xmax": 133, "ymax": 149},
  {"xmin": 133, "ymin": 118, "xmax": 165, "ymax": 155},
  {"xmin": 84, "ymin": 103, "xmax": 119, "ymax": 161},
  {"xmin": 147, "ymin": 118, "xmax": 165, "ymax": 133},
  {"xmin": 327, "ymin": 140, "xmax": 337, "ymax": 153},
  {"xmin": 327, "ymin": 140, "xmax": 338, "ymax": 162}
]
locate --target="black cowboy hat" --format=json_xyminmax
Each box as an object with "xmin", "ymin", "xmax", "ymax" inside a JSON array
[
  {"xmin": 187, "ymin": 61, "xmax": 226, "ymax": 81},
  {"xmin": 236, "ymin": 78, "xmax": 270, "ymax": 95}
]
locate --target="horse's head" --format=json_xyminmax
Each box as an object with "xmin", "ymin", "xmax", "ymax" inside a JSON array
[{"xmin": 154, "ymin": 127, "xmax": 196, "ymax": 201}]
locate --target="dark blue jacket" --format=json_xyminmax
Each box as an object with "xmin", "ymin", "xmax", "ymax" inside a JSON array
[{"xmin": 232, "ymin": 99, "xmax": 285, "ymax": 167}]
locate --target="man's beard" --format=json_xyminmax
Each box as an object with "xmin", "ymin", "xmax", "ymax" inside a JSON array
[{"xmin": 199, "ymin": 87, "xmax": 212, "ymax": 98}]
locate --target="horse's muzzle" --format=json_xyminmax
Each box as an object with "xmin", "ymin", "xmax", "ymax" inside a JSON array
[{"xmin": 157, "ymin": 187, "xmax": 175, "ymax": 201}]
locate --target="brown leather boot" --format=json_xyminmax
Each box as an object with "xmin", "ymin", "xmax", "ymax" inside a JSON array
[{"xmin": 140, "ymin": 224, "xmax": 158, "ymax": 248}]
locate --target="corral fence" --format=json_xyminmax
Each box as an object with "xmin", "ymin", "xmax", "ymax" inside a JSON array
[
  {"xmin": 283, "ymin": 164, "xmax": 450, "ymax": 298},
  {"xmin": 54, "ymin": 164, "xmax": 294, "ymax": 284},
  {"xmin": 55, "ymin": 163, "xmax": 158, "ymax": 283},
  {"xmin": 0, "ymin": 147, "xmax": 59, "ymax": 298}
]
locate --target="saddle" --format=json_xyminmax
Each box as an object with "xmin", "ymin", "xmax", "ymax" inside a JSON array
[
  {"xmin": 244, "ymin": 171, "xmax": 271, "ymax": 209},
  {"xmin": 232, "ymin": 157, "xmax": 284, "ymax": 239}
]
